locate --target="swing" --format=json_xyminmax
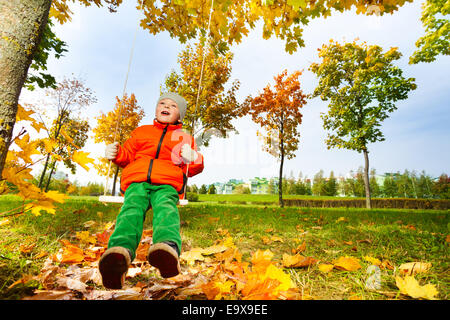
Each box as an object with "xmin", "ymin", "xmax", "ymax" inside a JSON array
[{"xmin": 99, "ymin": 0, "xmax": 215, "ymax": 206}]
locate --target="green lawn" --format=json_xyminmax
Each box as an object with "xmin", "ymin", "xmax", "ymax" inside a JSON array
[{"xmin": 0, "ymin": 195, "xmax": 448, "ymax": 299}]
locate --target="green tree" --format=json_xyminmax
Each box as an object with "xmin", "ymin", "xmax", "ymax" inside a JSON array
[
  {"xmin": 383, "ymin": 174, "xmax": 398, "ymax": 198},
  {"xmin": 310, "ymin": 40, "xmax": 417, "ymax": 208},
  {"xmin": 199, "ymin": 184, "xmax": 208, "ymax": 194},
  {"xmin": 324, "ymin": 171, "xmax": 338, "ymax": 196},
  {"xmin": 312, "ymin": 170, "xmax": 326, "ymax": 196},
  {"xmin": 208, "ymin": 184, "xmax": 216, "ymax": 194},
  {"xmin": 431, "ymin": 174, "xmax": 449, "ymax": 199},
  {"xmin": 409, "ymin": 0, "xmax": 449, "ymax": 64},
  {"xmin": 369, "ymin": 168, "xmax": 381, "ymax": 198},
  {"xmin": 24, "ymin": 19, "xmax": 68, "ymax": 91}
]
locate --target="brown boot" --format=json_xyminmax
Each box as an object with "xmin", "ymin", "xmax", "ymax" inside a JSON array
[
  {"xmin": 99, "ymin": 247, "xmax": 131, "ymax": 289},
  {"xmin": 147, "ymin": 242, "xmax": 180, "ymax": 278}
]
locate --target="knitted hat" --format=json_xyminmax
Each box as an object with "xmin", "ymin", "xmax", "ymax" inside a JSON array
[{"xmin": 157, "ymin": 92, "xmax": 187, "ymax": 121}]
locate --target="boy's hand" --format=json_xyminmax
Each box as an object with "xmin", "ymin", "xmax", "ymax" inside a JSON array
[
  {"xmin": 181, "ymin": 144, "xmax": 198, "ymax": 163},
  {"xmin": 105, "ymin": 142, "xmax": 119, "ymax": 160}
]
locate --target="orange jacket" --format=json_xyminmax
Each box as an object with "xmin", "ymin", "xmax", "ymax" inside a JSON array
[{"xmin": 113, "ymin": 119, "xmax": 204, "ymax": 196}]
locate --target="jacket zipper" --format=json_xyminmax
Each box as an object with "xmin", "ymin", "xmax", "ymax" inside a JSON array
[{"xmin": 147, "ymin": 124, "xmax": 169, "ymax": 184}]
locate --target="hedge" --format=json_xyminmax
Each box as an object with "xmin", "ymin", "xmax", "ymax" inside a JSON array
[{"xmin": 283, "ymin": 198, "xmax": 450, "ymax": 210}]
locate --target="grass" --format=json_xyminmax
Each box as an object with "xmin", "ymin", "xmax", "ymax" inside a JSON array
[{"xmin": 0, "ymin": 194, "xmax": 449, "ymax": 300}]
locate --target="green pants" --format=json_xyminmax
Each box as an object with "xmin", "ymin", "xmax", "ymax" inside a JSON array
[{"xmin": 107, "ymin": 182, "xmax": 181, "ymax": 261}]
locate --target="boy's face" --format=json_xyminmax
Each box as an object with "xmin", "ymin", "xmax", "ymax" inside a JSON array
[{"xmin": 156, "ymin": 98, "xmax": 180, "ymax": 124}]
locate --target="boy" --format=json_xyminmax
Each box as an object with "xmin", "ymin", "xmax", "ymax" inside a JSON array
[{"xmin": 99, "ymin": 92, "xmax": 204, "ymax": 289}]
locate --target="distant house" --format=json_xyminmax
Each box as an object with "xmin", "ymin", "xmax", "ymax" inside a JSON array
[
  {"xmin": 209, "ymin": 177, "xmax": 280, "ymax": 194},
  {"xmin": 250, "ymin": 177, "xmax": 269, "ymax": 194}
]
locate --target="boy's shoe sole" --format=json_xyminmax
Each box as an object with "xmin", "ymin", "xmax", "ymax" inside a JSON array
[
  {"xmin": 99, "ymin": 247, "xmax": 131, "ymax": 289},
  {"xmin": 147, "ymin": 242, "xmax": 181, "ymax": 278}
]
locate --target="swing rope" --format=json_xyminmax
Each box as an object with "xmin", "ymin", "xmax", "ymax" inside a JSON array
[
  {"xmin": 182, "ymin": 0, "xmax": 215, "ymax": 200},
  {"xmin": 102, "ymin": 0, "xmax": 215, "ymax": 202},
  {"xmin": 103, "ymin": 0, "xmax": 142, "ymax": 197}
]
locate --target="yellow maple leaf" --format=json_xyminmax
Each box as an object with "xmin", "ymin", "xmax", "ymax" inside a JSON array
[
  {"xmin": 333, "ymin": 256, "xmax": 361, "ymax": 271},
  {"xmin": 251, "ymin": 249, "xmax": 274, "ymax": 274},
  {"xmin": 75, "ymin": 231, "xmax": 96, "ymax": 245},
  {"xmin": 399, "ymin": 262, "xmax": 432, "ymax": 276},
  {"xmin": 180, "ymin": 248, "xmax": 206, "ymax": 265},
  {"xmin": 318, "ymin": 264, "xmax": 334, "ymax": 273},
  {"xmin": 264, "ymin": 264, "xmax": 294, "ymax": 293},
  {"xmin": 282, "ymin": 253, "xmax": 317, "ymax": 268},
  {"xmin": 0, "ymin": 219, "xmax": 10, "ymax": 227},
  {"xmin": 364, "ymin": 256, "xmax": 381, "ymax": 266},
  {"xmin": 16, "ymin": 104, "xmax": 35, "ymax": 122},
  {"xmin": 395, "ymin": 275, "xmax": 438, "ymax": 300},
  {"xmin": 72, "ymin": 150, "xmax": 94, "ymax": 171},
  {"xmin": 44, "ymin": 190, "xmax": 68, "ymax": 203}
]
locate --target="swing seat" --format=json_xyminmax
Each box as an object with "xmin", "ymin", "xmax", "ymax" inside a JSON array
[
  {"xmin": 99, "ymin": 195, "xmax": 189, "ymax": 206},
  {"xmin": 99, "ymin": 195, "xmax": 124, "ymax": 203}
]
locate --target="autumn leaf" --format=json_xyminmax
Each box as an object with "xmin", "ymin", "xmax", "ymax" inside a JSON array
[
  {"xmin": 181, "ymin": 248, "xmax": 207, "ymax": 265},
  {"xmin": 395, "ymin": 275, "xmax": 438, "ymax": 300},
  {"xmin": 72, "ymin": 150, "xmax": 95, "ymax": 171},
  {"xmin": 282, "ymin": 254, "xmax": 317, "ymax": 268},
  {"xmin": 399, "ymin": 262, "xmax": 432, "ymax": 276},
  {"xmin": 364, "ymin": 256, "xmax": 381, "ymax": 266},
  {"xmin": 318, "ymin": 264, "xmax": 334, "ymax": 273},
  {"xmin": 333, "ymin": 256, "xmax": 361, "ymax": 271},
  {"xmin": 0, "ymin": 219, "xmax": 10, "ymax": 227},
  {"xmin": 54, "ymin": 240, "xmax": 84, "ymax": 264},
  {"xmin": 75, "ymin": 231, "xmax": 97, "ymax": 245}
]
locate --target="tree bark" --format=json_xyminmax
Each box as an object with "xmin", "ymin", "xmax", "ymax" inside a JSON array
[
  {"xmin": 44, "ymin": 159, "xmax": 56, "ymax": 192},
  {"xmin": 278, "ymin": 131, "xmax": 285, "ymax": 208},
  {"xmin": 38, "ymin": 153, "xmax": 51, "ymax": 189},
  {"xmin": 0, "ymin": 0, "xmax": 52, "ymax": 179},
  {"xmin": 363, "ymin": 149, "xmax": 372, "ymax": 209}
]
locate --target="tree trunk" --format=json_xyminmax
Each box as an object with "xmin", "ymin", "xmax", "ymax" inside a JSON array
[
  {"xmin": 44, "ymin": 160, "xmax": 57, "ymax": 192},
  {"xmin": 112, "ymin": 165, "xmax": 119, "ymax": 196},
  {"xmin": 38, "ymin": 153, "xmax": 51, "ymax": 189},
  {"xmin": 0, "ymin": 0, "xmax": 52, "ymax": 179},
  {"xmin": 278, "ymin": 141, "xmax": 285, "ymax": 208},
  {"xmin": 363, "ymin": 149, "xmax": 372, "ymax": 209}
]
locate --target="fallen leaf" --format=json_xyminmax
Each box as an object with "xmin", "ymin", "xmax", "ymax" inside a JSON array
[
  {"xmin": 395, "ymin": 275, "xmax": 438, "ymax": 300},
  {"xmin": 181, "ymin": 248, "xmax": 206, "ymax": 265},
  {"xmin": 55, "ymin": 240, "xmax": 84, "ymax": 264},
  {"xmin": 364, "ymin": 256, "xmax": 381, "ymax": 266},
  {"xmin": 271, "ymin": 236, "xmax": 284, "ymax": 243},
  {"xmin": 380, "ymin": 259, "xmax": 394, "ymax": 270},
  {"xmin": 333, "ymin": 256, "xmax": 361, "ymax": 271},
  {"xmin": 261, "ymin": 236, "xmax": 271, "ymax": 244},
  {"xmin": 83, "ymin": 220, "xmax": 97, "ymax": 228},
  {"xmin": 282, "ymin": 254, "xmax": 317, "ymax": 268},
  {"xmin": 34, "ymin": 251, "xmax": 48, "ymax": 259},
  {"xmin": 336, "ymin": 217, "xmax": 347, "ymax": 223},
  {"xmin": 0, "ymin": 218, "xmax": 10, "ymax": 227},
  {"xmin": 56, "ymin": 276, "xmax": 88, "ymax": 293},
  {"xmin": 22, "ymin": 290, "xmax": 76, "ymax": 300},
  {"xmin": 76, "ymin": 231, "xmax": 96, "ymax": 245},
  {"xmin": 399, "ymin": 262, "xmax": 432, "ymax": 276},
  {"xmin": 318, "ymin": 264, "xmax": 334, "ymax": 273},
  {"xmin": 20, "ymin": 243, "xmax": 35, "ymax": 254}
]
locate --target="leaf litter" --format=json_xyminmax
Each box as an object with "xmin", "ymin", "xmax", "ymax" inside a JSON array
[{"xmin": 12, "ymin": 221, "xmax": 440, "ymax": 300}]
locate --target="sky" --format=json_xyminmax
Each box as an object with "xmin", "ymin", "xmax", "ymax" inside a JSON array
[{"xmin": 19, "ymin": 0, "xmax": 450, "ymax": 189}]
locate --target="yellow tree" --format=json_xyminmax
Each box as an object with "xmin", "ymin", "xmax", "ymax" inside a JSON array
[
  {"xmin": 244, "ymin": 70, "xmax": 307, "ymax": 207},
  {"xmin": 0, "ymin": 104, "xmax": 94, "ymax": 217},
  {"xmin": 162, "ymin": 42, "xmax": 243, "ymax": 146},
  {"xmin": 93, "ymin": 93, "xmax": 145, "ymax": 195}
]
